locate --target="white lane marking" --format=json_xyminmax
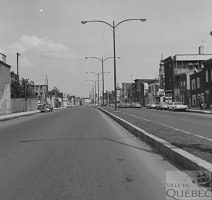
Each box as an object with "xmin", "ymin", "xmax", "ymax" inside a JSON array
[{"xmin": 120, "ymin": 111, "xmax": 212, "ymax": 142}]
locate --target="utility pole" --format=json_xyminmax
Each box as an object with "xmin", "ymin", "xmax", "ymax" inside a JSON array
[
  {"xmin": 16, "ymin": 52, "xmax": 20, "ymax": 78},
  {"xmin": 45, "ymin": 75, "xmax": 49, "ymax": 102}
]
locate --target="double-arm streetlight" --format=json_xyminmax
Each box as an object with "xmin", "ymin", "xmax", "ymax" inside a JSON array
[
  {"xmin": 85, "ymin": 56, "xmax": 120, "ymax": 105},
  {"xmin": 86, "ymin": 72, "xmax": 101, "ymax": 105},
  {"xmin": 86, "ymin": 80, "xmax": 96, "ymax": 106},
  {"xmin": 81, "ymin": 18, "xmax": 147, "ymax": 110}
]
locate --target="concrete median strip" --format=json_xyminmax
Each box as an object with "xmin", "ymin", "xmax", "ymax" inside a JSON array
[{"xmin": 99, "ymin": 108, "xmax": 212, "ymax": 174}]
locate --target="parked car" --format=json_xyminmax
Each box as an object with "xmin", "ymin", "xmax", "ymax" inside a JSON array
[
  {"xmin": 156, "ymin": 102, "xmax": 169, "ymax": 110},
  {"xmin": 161, "ymin": 102, "xmax": 169, "ymax": 110},
  {"xmin": 155, "ymin": 103, "xmax": 161, "ymax": 110},
  {"xmin": 146, "ymin": 103, "xmax": 157, "ymax": 109},
  {"xmin": 117, "ymin": 102, "xmax": 131, "ymax": 108},
  {"xmin": 168, "ymin": 102, "xmax": 188, "ymax": 111},
  {"xmin": 40, "ymin": 104, "xmax": 53, "ymax": 112},
  {"xmin": 131, "ymin": 102, "xmax": 142, "ymax": 108},
  {"xmin": 38, "ymin": 104, "xmax": 44, "ymax": 110}
]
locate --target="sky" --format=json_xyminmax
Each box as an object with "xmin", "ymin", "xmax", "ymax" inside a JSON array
[{"xmin": 1, "ymin": 0, "xmax": 212, "ymax": 97}]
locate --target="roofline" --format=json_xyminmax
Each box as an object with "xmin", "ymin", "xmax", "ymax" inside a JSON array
[
  {"xmin": 202, "ymin": 58, "xmax": 212, "ymax": 64},
  {"xmin": 0, "ymin": 60, "xmax": 11, "ymax": 69}
]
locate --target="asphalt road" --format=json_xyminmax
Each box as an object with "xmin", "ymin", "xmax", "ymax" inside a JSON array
[
  {"xmin": 0, "ymin": 107, "xmax": 203, "ymax": 200},
  {"xmin": 116, "ymin": 107, "xmax": 212, "ymax": 140}
]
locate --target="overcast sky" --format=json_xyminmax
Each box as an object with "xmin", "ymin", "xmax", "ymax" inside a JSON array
[{"xmin": 1, "ymin": 0, "xmax": 212, "ymax": 97}]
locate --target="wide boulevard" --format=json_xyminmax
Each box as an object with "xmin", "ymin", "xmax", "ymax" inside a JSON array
[
  {"xmin": 115, "ymin": 107, "xmax": 212, "ymax": 140},
  {"xmin": 0, "ymin": 106, "xmax": 196, "ymax": 200}
]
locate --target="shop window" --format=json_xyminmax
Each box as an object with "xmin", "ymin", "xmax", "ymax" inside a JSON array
[
  {"xmin": 191, "ymin": 79, "xmax": 196, "ymax": 90},
  {"xmin": 192, "ymin": 95, "xmax": 196, "ymax": 106},
  {"xmin": 206, "ymin": 70, "xmax": 208, "ymax": 83},
  {"xmin": 196, "ymin": 77, "xmax": 200, "ymax": 89}
]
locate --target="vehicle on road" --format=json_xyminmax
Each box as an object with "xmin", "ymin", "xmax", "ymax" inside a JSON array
[
  {"xmin": 146, "ymin": 103, "xmax": 157, "ymax": 109},
  {"xmin": 156, "ymin": 102, "xmax": 169, "ymax": 110},
  {"xmin": 168, "ymin": 102, "xmax": 188, "ymax": 111},
  {"xmin": 117, "ymin": 102, "xmax": 131, "ymax": 108},
  {"xmin": 40, "ymin": 104, "xmax": 53, "ymax": 112},
  {"xmin": 131, "ymin": 102, "xmax": 142, "ymax": 108},
  {"xmin": 38, "ymin": 104, "xmax": 44, "ymax": 110}
]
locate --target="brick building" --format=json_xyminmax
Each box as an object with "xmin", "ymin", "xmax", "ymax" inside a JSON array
[
  {"xmin": 132, "ymin": 79, "xmax": 155, "ymax": 106},
  {"xmin": 163, "ymin": 53, "xmax": 212, "ymax": 105},
  {"xmin": 190, "ymin": 58, "xmax": 212, "ymax": 108}
]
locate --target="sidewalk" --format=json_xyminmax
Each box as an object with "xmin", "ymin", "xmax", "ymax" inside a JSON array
[
  {"xmin": 0, "ymin": 110, "xmax": 40, "ymax": 121},
  {"xmin": 0, "ymin": 107, "xmax": 68, "ymax": 122},
  {"xmin": 187, "ymin": 107, "xmax": 212, "ymax": 114}
]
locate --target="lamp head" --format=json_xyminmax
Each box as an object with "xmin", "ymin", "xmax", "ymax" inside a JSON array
[
  {"xmin": 140, "ymin": 19, "xmax": 147, "ymax": 22},
  {"xmin": 81, "ymin": 21, "xmax": 87, "ymax": 24}
]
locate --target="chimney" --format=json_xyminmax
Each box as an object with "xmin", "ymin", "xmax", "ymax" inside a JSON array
[
  {"xmin": 0, "ymin": 53, "xmax": 6, "ymax": 63},
  {"xmin": 198, "ymin": 46, "xmax": 204, "ymax": 55}
]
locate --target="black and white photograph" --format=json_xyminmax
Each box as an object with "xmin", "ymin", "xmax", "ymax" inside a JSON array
[{"xmin": 0, "ymin": 0, "xmax": 212, "ymax": 199}]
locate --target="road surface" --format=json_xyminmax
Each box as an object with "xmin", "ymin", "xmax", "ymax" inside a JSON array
[
  {"xmin": 115, "ymin": 107, "xmax": 212, "ymax": 140},
  {"xmin": 0, "ymin": 107, "xmax": 205, "ymax": 200}
]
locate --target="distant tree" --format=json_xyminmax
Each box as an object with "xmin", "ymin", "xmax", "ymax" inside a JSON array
[
  {"xmin": 49, "ymin": 86, "xmax": 63, "ymax": 98},
  {"xmin": 11, "ymin": 78, "xmax": 36, "ymax": 99}
]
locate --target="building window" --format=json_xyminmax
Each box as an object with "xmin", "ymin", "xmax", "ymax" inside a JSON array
[
  {"xmin": 206, "ymin": 70, "xmax": 208, "ymax": 83},
  {"xmin": 196, "ymin": 77, "xmax": 200, "ymax": 89},
  {"xmin": 191, "ymin": 79, "xmax": 196, "ymax": 90}
]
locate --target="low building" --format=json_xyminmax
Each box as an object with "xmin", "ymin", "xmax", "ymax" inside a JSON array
[
  {"xmin": 0, "ymin": 53, "xmax": 11, "ymax": 115},
  {"xmin": 132, "ymin": 79, "xmax": 155, "ymax": 106},
  {"xmin": 33, "ymin": 85, "xmax": 48, "ymax": 104}
]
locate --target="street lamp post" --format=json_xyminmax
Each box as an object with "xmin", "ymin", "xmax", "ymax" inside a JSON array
[
  {"xmin": 81, "ymin": 18, "xmax": 147, "ymax": 110},
  {"xmin": 86, "ymin": 80, "xmax": 96, "ymax": 106},
  {"xmin": 85, "ymin": 56, "xmax": 119, "ymax": 105},
  {"xmin": 86, "ymin": 72, "xmax": 100, "ymax": 105}
]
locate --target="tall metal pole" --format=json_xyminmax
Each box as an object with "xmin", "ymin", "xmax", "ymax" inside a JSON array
[
  {"xmin": 94, "ymin": 80, "xmax": 96, "ymax": 106},
  {"xmin": 16, "ymin": 52, "xmax": 20, "ymax": 78},
  {"xmin": 101, "ymin": 58, "xmax": 104, "ymax": 105},
  {"xmin": 45, "ymin": 75, "xmax": 48, "ymax": 102},
  {"xmin": 97, "ymin": 73, "xmax": 100, "ymax": 106},
  {"xmin": 113, "ymin": 21, "xmax": 117, "ymax": 111},
  {"xmin": 81, "ymin": 19, "xmax": 146, "ymax": 110}
]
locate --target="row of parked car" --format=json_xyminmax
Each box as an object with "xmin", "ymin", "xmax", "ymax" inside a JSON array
[
  {"xmin": 117, "ymin": 102, "xmax": 142, "ymax": 108},
  {"xmin": 146, "ymin": 102, "xmax": 188, "ymax": 111}
]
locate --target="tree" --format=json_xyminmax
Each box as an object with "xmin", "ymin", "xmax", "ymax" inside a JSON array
[
  {"xmin": 49, "ymin": 86, "xmax": 63, "ymax": 98},
  {"xmin": 11, "ymin": 78, "xmax": 36, "ymax": 99}
]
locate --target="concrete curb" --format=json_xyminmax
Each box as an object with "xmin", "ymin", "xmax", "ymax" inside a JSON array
[
  {"xmin": 186, "ymin": 109, "xmax": 212, "ymax": 114},
  {"xmin": 99, "ymin": 108, "xmax": 212, "ymax": 173},
  {"xmin": 0, "ymin": 110, "xmax": 40, "ymax": 121}
]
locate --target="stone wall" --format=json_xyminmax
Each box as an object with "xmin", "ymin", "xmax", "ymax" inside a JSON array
[{"xmin": 10, "ymin": 98, "xmax": 38, "ymax": 113}]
